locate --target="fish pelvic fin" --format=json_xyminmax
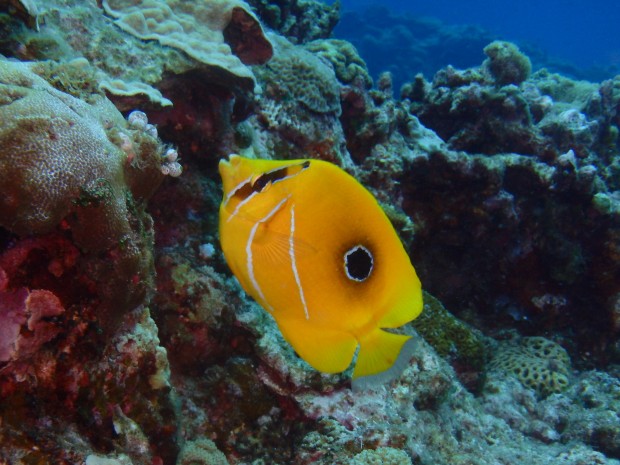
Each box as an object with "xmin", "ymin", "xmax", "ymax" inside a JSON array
[{"xmin": 351, "ymin": 329, "xmax": 418, "ymax": 391}]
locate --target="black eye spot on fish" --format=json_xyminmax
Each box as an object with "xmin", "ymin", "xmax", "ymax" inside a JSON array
[{"xmin": 344, "ymin": 245, "xmax": 373, "ymax": 281}]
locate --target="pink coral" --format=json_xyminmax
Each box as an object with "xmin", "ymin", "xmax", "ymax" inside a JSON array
[
  {"xmin": 0, "ymin": 287, "xmax": 65, "ymax": 362},
  {"xmin": 0, "ymin": 288, "xmax": 28, "ymax": 362}
]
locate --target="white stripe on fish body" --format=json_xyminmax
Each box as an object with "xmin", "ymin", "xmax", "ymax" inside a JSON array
[
  {"xmin": 244, "ymin": 195, "xmax": 291, "ymax": 313},
  {"xmin": 289, "ymin": 204, "xmax": 310, "ymax": 320},
  {"xmin": 227, "ymin": 190, "xmax": 258, "ymax": 223}
]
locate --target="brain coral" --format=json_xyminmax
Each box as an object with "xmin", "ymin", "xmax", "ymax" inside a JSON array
[
  {"xmin": 0, "ymin": 62, "xmax": 126, "ymax": 236},
  {"xmin": 101, "ymin": 0, "xmax": 273, "ymax": 91},
  {"xmin": 488, "ymin": 336, "xmax": 571, "ymax": 396}
]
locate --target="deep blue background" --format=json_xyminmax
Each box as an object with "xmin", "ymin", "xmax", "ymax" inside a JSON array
[{"xmin": 329, "ymin": 0, "xmax": 620, "ymax": 83}]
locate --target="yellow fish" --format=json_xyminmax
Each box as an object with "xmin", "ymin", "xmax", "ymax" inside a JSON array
[{"xmin": 218, "ymin": 155, "xmax": 423, "ymax": 385}]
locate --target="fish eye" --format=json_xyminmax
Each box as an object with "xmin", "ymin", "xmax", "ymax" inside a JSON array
[{"xmin": 344, "ymin": 245, "xmax": 374, "ymax": 282}]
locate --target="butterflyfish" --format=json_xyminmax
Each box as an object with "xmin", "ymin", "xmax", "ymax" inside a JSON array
[{"xmin": 218, "ymin": 155, "xmax": 423, "ymax": 387}]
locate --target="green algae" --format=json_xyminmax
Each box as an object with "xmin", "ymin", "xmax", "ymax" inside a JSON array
[{"xmin": 412, "ymin": 292, "xmax": 487, "ymax": 372}]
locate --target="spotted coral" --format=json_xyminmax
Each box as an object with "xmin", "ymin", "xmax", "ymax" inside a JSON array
[{"xmin": 487, "ymin": 336, "xmax": 571, "ymax": 397}]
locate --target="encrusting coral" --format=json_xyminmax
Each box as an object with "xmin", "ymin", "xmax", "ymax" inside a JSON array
[
  {"xmin": 412, "ymin": 292, "xmax": 487, "ymax": 389},
  {"xmin": 101, "ymin": 0, "xmax": 273, "ymax": 92},
  {"xmin": 250, "ymin": 34, "xmax": 352, "ymax": 166},
  {"xmin": 257, "ymin": 34, "xmax": 341, "ymax": 115}
]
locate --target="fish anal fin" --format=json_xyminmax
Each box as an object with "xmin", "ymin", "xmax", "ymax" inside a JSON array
[
  {"xmin": 351, "ymin": 329, "xmax": 415, "ymax": 387},
  {"xmin": 278, "ymin": 319, "xmax": 358, "ymax": 374}
]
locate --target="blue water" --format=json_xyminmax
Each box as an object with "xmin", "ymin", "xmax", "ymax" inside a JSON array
[{"xmin": 330, "ymin": 0, "xmax": 620, "ymax": 88}]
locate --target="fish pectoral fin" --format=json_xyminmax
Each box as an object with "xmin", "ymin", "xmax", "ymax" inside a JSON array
[
  {"xmin": 278, "ymin": 319, "xmax": 358, "ymax": 374},
  {"xmin": 352, "ymin": 329, "xmax": 415, "ymax": 383},
  {"xmin": 253, "ymin": 225, "xmax": 316, "ymax": 265}
]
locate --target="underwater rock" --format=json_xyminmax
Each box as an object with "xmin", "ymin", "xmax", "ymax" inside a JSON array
[
  {"xmin": 398, "ymin": 44, "xmax": 620, "ymax": 364},
  {"xmin": 0, "ymin": 306, "xmax": 178, "ymax": 464},
  {"xmin": 483, "ymin": 369, "xmax": 620, "ymax": 459},
  {"xmin": 246, "ymin": 0, "xmax": 340, "ymax": 44}
]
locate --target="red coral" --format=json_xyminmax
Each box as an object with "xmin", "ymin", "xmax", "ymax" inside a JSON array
[
  {"xmin": 0, "ymin": 287, "xmax": 28, "ymax": 362},
  {"xmin": 0, "ymin": 287, "xmax": 65, "ymax": 362},
  {"xmin": 18, "ymin": 289, "xmax": 65, "ymax": 358}
]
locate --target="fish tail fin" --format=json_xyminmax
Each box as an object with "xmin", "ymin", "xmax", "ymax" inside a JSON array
[{"xmin": 351, "ymin": 329, "xmax": 418, "ymax": 391}]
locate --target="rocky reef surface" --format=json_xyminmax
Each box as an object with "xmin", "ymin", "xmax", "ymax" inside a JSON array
[{"xmin": 0, "ymin": 0, "xmax": 620, "ymax": 464}]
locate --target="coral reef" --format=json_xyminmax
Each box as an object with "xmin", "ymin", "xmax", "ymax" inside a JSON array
[
  {"xmin": 398, "ymin": 46, "xmax": 620, "ymax": 364},
  {"xmin": 2, "ymin": 1, "xmax": 620, "ymax": 464},
  {"xmin": 101, "ymin": 0, "xmax": 272, "ymax": 91},
  {"xmin": 250, "ymin": 34, "xmax": 351, "ymax": 166},
  {"xmin": 0, "ymin": 59, "xmax": 166, "ymax": 328},
  {"xmin": 305, "ymin": 38, "xmax": 373, "ymax": 87},
  {"xmin": 335, "ymin": 5, "xmax": 496, "ymax": 89},
  {"xmin": 0, "ymin": 0, "xmax": 274, "ymax": 161}
]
